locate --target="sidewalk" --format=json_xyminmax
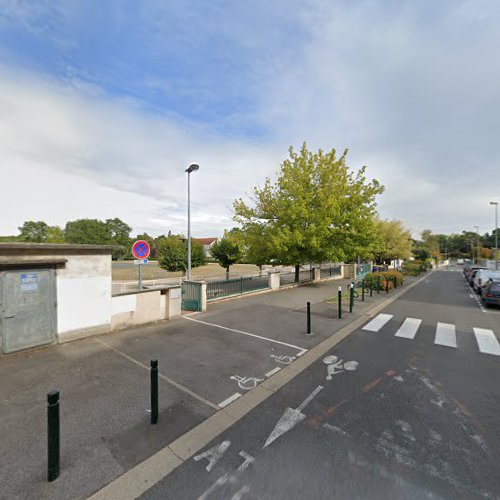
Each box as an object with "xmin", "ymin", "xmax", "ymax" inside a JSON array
[{"xmin": 0, "ymin": 274, "xmax": 418, "ymax": 499}]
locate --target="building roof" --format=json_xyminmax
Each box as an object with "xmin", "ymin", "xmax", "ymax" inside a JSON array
[
  {"xmin": 195, "ymin": 238, "xmax": 218, "ymax": 245},
  {"xmin": 0, "ymin": 243, "xmax": 115, "ymax": 255}
]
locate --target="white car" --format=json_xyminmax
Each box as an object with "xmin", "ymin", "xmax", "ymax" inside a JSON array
[{"xmin": 474, "ymin": 269, "xmax": 500, "ymax": 295}]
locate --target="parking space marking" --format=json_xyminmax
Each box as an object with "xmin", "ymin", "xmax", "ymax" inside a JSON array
[
  {"xmin": 183, "ymin": 316, "xmax": 308, "ymax": 355},
  {"xmin": 265, "ymin": 367, "xmax": 281, "ymax": 377},
  {"xmin": 218, "ymin": 393, "xmax": 242, "ymax": 408},
  {"xmin": 95, "ymin": 338, "xmax": 219, "ymax": 410}
]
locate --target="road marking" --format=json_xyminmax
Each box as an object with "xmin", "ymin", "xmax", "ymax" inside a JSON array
[
  {"xmin": 362, "ymin": 313, "xmax": 393, "ymax": 332},
  {"xmin": 473, "ymin": 328, "xmax": 500, "ymax": 356},
  {"xmin": 394, "ymin": 317, "xmax": 422, "ymax": 339},
  {"xmin": 194, "ymin": 440, "xmax": 231, "ymax": 472},
  {"xmin": 95, "ymin": 338, "xmax": 219, "ymax": 410},
  {"xmin": 265, "ymin": 367, "xmax": 281, "ymax": 377},
  {"xmin": 264, "ymin": 385, "xmax": 324, "ymax": 448},
  {"xmin": 183, "ymin": 316, "xmax": 308, "ymax": 354},
  {"xmin": 434, "ymin": 323, "xmax": 457, "ymax": 348},
  {"xmin": 218, "ymin": 393, "xmax": 242, "ymax": 408}
]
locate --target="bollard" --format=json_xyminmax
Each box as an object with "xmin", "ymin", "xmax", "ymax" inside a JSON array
[
  {"xmin": 349, "ymin": 284, "xmax": 354, "ymax": 313},
  {"xmin": 338, "ymin": 286, "xmax": 342, "ymax": 319},
  {"xmin": 394, "ymin": 276, "xmax": 398, "ymax": 289},
  {"xmin": 377, "ymin": 275, "xmax": 380, "ymax": 294},
  {"xmin": 361, "ymin": 280, "xmax": 365, "ymax": 301},
  {"xmin": 306, "ymin": 302, "xmax": 311, "ymax": 335},
  {"xmin": 369, "ymin": 278, "xmax": 373, "ymax": 297},
  {"xmin": 386, "ymin": 278, "xmax": 389, "ymax": 294},
  {"xmin": 151, "ymin": 360, "xmax": 159, "ymax": 425},
  {"xmin": 47, "ymin": 390, "xmax": 60, "ymax": 482}
]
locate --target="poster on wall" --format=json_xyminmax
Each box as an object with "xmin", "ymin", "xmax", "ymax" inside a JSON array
[{"xmin": 20, "ymin": 273, "xmax": 38, "ymax": 292}]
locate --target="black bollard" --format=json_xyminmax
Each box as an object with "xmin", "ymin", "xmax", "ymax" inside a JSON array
[
  {"xmin": 361, "ymin": 280, "xmax": 365, "ymax": 301},
  {"xmin": 349, "ymin": 284, "xmax": 354, "ymax": 313},
  {"xmin": 47, "ymin": 390, "xmax": 60, "ymax": 482},
  {"xmin": 386, "ymin": 278, "xmax": 389, "ymax": 294},
  {"xmin": 151, "ymin": 360, "xmax": 159, "ymax": 425},
  {"xmin": 338, "ymin": 286, "xmax": 342, "ymax": 319},
  {"xmin": 369, "ymin": 278, "xmax": 373, "ymax": 297},
  {"xmin": 306, "ymin": 302, "xmax": 312, "ymax": 335},
  {"xmin": 377, "ymin": 275, "xmax": 380, "ymax": 294}
]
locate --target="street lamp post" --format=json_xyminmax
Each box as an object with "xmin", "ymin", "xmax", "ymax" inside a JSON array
[
  {"xmin": 474, "ymin": 225, "xmax": 479, "ymax": 265},
  {"xmin": 491, "ymin": 201, "xmax": 498, "ymax": 270},
  {"xmin": 185, "ymin": 163, "xmax": 199, "ymax": 281}
]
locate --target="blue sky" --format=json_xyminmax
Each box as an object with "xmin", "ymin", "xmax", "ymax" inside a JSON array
[{"xmin": 1, "ymin": 0, "xmax": 499, "ymax": 238}]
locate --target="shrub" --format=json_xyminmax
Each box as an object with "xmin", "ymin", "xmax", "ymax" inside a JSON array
[{"xmin": 364, "ymin": 270, "xmax": 404, "ymax": 290}]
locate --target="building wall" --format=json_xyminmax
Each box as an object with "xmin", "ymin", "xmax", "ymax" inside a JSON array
[{"xmin": 56, "ymin": 254, "xmax": 112, "ymax": 340}]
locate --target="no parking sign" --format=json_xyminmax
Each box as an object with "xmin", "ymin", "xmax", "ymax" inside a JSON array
[{"xmin": 131, "ymin": 240, "xmax": 150, "ymax": 260}]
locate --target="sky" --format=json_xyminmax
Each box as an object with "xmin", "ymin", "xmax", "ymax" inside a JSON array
[{"xmin": 0, "ymin": 0, "xmax": 499, "ymax": 239}]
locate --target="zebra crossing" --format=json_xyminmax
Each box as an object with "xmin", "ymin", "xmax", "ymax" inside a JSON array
[{"xmin": 362, "ymin": 314, "xmax": 500, "ymax": 356}]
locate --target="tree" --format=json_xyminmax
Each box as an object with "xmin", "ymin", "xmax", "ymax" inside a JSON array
[
  {"xmin": 210, "ymin": 234, "xmax": 243, "ymax": 280},
  {"xmin": 156, "ymin": 236, "xmax": 206, "ymax": 275},
  {"xmin": 64, "ymin": 218, "xmax": 132, "ymax": 259},
  {"xmin": 18, "ymin": 221, "xmax": 49, "ymax": 242},
  {"xmin": 45, "ymin": 226, "xmax": 65, "ymax": 243},
  {"xmin": 371, "ymin": 219, "xmax": 412, "ymax": 264},
  {"xmin": 234, "ymin": 143, "xmax": 384, "ymax": 281}
]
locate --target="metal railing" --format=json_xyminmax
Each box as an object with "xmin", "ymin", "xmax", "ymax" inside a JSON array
[
  {"xmin": 280, "ymin": 269, "xmax": 314, "ymax": 287},
  {"xmin": 207, "ymin": 275, "xmax": 269, "ymax": 301},
  {"xmin": 319, "ymin": 265, "xmax": 342, "ymax": 279}
]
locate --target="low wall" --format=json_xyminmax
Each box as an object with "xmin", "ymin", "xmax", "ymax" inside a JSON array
[{"xmin": 111, "ymin": 286, "xmax": 181, "ymax": 331}]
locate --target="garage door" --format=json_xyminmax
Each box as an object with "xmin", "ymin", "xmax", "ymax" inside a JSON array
[{"xmin": 1, "ymin": 269, "xmax": 57, "ymax": 354}]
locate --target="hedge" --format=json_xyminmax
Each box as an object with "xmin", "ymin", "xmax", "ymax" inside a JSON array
[{"xmin": 364, "ymin": 270, "xmax": 404, "ymax": 290}]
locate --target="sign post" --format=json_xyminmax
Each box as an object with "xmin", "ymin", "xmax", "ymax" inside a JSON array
[{"xmin": 131, "ymin": 240, "xmax": 151, "ymax": 290}]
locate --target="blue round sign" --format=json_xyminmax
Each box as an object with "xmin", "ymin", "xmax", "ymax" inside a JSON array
[{"xmin": 132, "ymin": 240, "xmax": 150, "ymax": 260}]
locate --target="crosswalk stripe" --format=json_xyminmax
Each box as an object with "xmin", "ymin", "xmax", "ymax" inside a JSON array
[
  {"xmin": 394, "ymin": 318, "xmax": 422, "ymax": 339},
  {"xmin": 434, "ymin": 322, "xmax": 457, "ymax": 348},
  {"xmin": 362, "ymin": 313, "xmax": 393, "ymax": 332},
  {"xmin": 473, "ymin": 328, "xmax": 500, "ymax": 356}
]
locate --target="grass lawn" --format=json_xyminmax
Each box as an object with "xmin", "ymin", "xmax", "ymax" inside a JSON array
[{"xmin": 112, "ymin": 261, "xmax": 263, "ymax": 282}]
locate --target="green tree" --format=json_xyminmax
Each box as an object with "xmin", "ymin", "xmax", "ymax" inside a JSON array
[
  {"xmin": 371, "ymin": 219, "xmax": 412, "ymax": 264},
  {"xmin": 106, "ymin": 218, "xmax": 132, "ymax": 260},
  {"xmin": 234, "ymin": 143, "xmax": 384, "ymax": 281},
  {"xmin": 156, "ymin": 236, "xmax": 206, "ymax": 275},
  {"xmin": 45, "ymin": 226, "xmax": 65, "ymax": 243},
  {"xmin": 64, "ymin": 219, "xmax": 111, "ymax": 245},
  {"xmin": 210, "ymin": 234, "xmax": 243, "ymax": 280},
  {"xmin": 18, "ymin": 220, "xmax": 49, "ymax": 242}
]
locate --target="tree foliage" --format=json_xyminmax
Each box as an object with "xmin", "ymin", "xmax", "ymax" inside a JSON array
[
  {"xmin": 233, "ymin": 143, "xmax": 384, "ymax": 275},
  {"xmin": 18, "ymin": 221, "xmax": 49, "ymax": 242},
  {"xmin": 371, "ymin": 218, "xmax": 412, "ymax": 264},
  {"xmin": 156, "ymin": 236, "xmax": 206, "ymax": 274},
  {"xmin": 210, "ymin": 235, "xmax": 243, "ymax": 279}
]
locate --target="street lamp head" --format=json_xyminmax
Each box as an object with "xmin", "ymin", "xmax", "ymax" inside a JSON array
[
  {"xmin": 185, "ymin": 163, "xmax": 200, "ymax": 174},
  {"xmin": 490, "ymin": 201, "xmax": 498, "ymax": 206}
]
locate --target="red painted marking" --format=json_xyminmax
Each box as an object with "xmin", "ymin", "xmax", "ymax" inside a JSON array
[
  {"xmin": 307, "ymin": 400, "xmax": 349, "ymax": 429},
  {"xmin": 362, "ymin": 377, "xmax": 383, "ymax": 393}
]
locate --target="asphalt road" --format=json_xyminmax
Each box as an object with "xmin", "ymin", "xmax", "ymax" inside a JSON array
[{"xmin": 142, "ymin": 267, "xmax": 500, "ymax": 499}]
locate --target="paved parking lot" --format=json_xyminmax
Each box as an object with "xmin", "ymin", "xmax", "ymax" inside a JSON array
[{"xmin": 0, "ymin": 276, "xmax": 413, "ymax": 499}]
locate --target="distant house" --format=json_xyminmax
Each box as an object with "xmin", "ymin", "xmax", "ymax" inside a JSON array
[{"xmin": 195, "ymin": 237, "xmax": 218, "ymax": 257}]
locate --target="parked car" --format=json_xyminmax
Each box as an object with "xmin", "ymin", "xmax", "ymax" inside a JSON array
[
  {"xmin": 466, "ymin": 266, "xmax": 487, "ymax": 285},
  {"xmin": 481, "ymin": 280, "xmax": 500, "ymax": 308},
  {"xmin": 473, "ymin": 270, "xmax": 500, "ymax": 295}
]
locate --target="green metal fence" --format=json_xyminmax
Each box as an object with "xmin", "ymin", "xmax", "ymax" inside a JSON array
[{"xmin": 207, "ymin": 275, "xmax": 269, "ymax": 301}]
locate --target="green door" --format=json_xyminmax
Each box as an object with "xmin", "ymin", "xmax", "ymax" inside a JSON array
[{"xmin": 181, "ymin": 282, "xmax": 201, "ymax": 311}]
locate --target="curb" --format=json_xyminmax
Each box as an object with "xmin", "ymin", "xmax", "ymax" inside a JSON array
[{"xmin": 87, "ymin": 271, "xmax": 431, "ymax": 500}]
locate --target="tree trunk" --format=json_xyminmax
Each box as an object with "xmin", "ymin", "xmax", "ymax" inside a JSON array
[
  {"xmin": 259, "ymin": 265, "xmax": 263, "ymax": 277},
  {"xmin": 294, "ymin": 264, "xmax": 300, "ymax": 283},
  {"xmin": 226, "ymin": 266, "xmax": 230, "ymax": 281}
]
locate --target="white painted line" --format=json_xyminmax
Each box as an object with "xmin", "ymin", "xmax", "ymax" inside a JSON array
[
  {"xmin": 297, "ymin": 385, "xmax": 324, "ymax": 412},
  {"xmin": 297, "ymin": 349, "xmax": 307, "ymax": 357},
  {"xmin": 394, "ymin": 318, "xmax": 422, "ymax": 339},
  {"xmin": 265, "ymin": 367, "xmax": 281, "ymax": 377},
  {"xmin": 473, "ymin": 328, "xmax": 500, "ymax": 356},
  {"xmin": 95, "ymin": 339, "xmax": 220, "ymax": 410},
  {"xmin": 183, "ymin": 316, "xmax": 308, "ymax": 353},
  {"xmin": 434, "ymin": 323, "xmax": 457, "ymax": 348},
  {"xmin": 218, "ymin": 393, "xmax": 242, "ymax": 408},
  {"xmin": 362, "ymin": 313, "xmax": 393, "ymax": 332}
]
